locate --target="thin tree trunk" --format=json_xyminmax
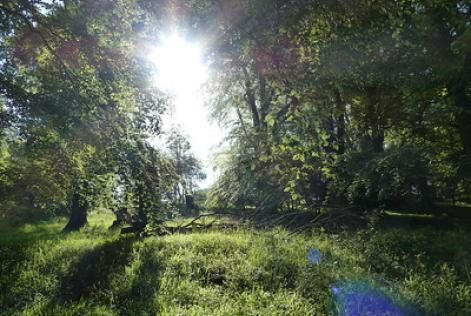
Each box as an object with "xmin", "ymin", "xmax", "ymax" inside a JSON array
[
  {"xmin": 371, "ymin": 128, "xmax": 385, "ymax": 153},
  {"xmin": 236, "ymin": 104, "xmax": 250, "ymax": 138},
  {"xmin": 325, "ymin": 112, "xmax": 335, "ymax": 153},
  {"xmin": 334, "ymin": 89, "xmax": 346, "ymax": 155},
  {"xmin": 365, "ymin": 87, "xmax": 384, "ymax": 153},
  {"xmin": 109, "ymin": 207, "xmax": 129, "ymax": 229},
  {"xmin": 135, "ymin": 184, "xmax": 147, "ymax": 231},
  {"xmin": 259, "ymin": 76, "xmax": 271, "ymax": 128},
  {"xmin": 242, "ymin": 67, "xmax": 260, "ymax": 128}
]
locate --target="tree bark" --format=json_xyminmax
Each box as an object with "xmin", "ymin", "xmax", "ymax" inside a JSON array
[
  {"xmin": 242, "ymin": 67, "xmax": 260, "ymax": 128},
  {"xmin": 109, "ymin": 207, "xmax": 129, "ymax": 229},
  {"xmin": 371, "ymin": 129, "xmax": 385, "ymax": 153},
  {"xmin": 63, "ymin": 191, "xmax": 88, "ymax": 232},
  {"xmin": 185, "ymin": 194, "xmax": 195, "ymax": 210},
  {"xmin": 325, "ymin": 110, "xmax": 335, "ymax": 153}
]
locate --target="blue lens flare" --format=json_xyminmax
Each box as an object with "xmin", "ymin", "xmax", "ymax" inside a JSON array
[
  {"xmin": 332, "ymin": 280, "xmax": 416, "ymax": 316},
  {"xmin": 307, "ymin": 248, "xmax": 322, "ymax": 264}
]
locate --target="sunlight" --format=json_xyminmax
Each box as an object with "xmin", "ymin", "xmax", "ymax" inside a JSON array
[
  {"xmin": 149, "ymin": 35, "xmax": 223, "ymax": 188},
  {"xmin": 150, "ymin": 35, "xmax": 207, "ymax": 94}
]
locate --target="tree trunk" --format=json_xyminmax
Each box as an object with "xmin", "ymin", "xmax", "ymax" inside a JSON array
[
  {"xmin": 259, "ymin": 76, "xmax": 271, "ymax": 129},
  {"xmin": 242, "ymin": 67, "xmax": 260, "ymax": 128},
  {"xmin": 451, "ymin": 83, "xmax": 471, "ymax": 169},
  {"xmin": 457, "ymin": 108, "xmax": 471, "ymax": 163},
  {"xmin": 325, "ymin": 111, "xmax": 335, "ymax": 153},
  {"xmin": 417, "ymin": 177, "xmax": 434, "ymax": 211},
  {"xmin": 334, "ymin": 89, "xmax": 346, "ymax": 155},
  {"xmin": 185, "ymin": 194, "xmax": 195, "ymax": 210},
  {"xmin": 63, "ymin": 191, "xmax": 88, "ymax": 232},
  {"xmin": 371, "ymin": 129, "xmax": 385, "ymax": 153},
  {"xmin": 109, "ymin": 207, "xmax": 129, "ymax": 229},
  {"xmin": 135, "ymin": 184, "xmax": 148, "ymax": 232},
  {"xmin": 365, "ymin": 87, "xmax": 384, "ymax": 153}
]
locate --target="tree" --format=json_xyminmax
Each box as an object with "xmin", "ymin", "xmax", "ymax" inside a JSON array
[
  {"xmin": 0, "ymin": 0, "xmax": 172, "ymax": 229},
  {"xmin": 165, "ymin": 127, "xmax": 206, "ymax": 208},
  {"xmin": 200, "ymin": 0, "xmax": 470, "ymax": 213}
]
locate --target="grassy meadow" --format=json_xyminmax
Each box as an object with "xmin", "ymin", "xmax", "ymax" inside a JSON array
[{"xmin": 0, "ymin": 212, "xmax": 470, "ymax": 315}]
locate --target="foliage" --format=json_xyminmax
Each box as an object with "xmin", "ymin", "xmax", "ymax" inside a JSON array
[
  {"xmin": 328, "ymin": 145, "xmax": 434, "ymax": 210},
  {"xmin": 201, "ymin": 0, "xmax": 471, "ymax": 214},
  {"xmin": 0, "ymin": 0, "xmax": 177, "ymax": 228},
  {"xmin": 164, "ymin": 127, "xmax": 206, "ymax": 208},
  {"xmin": 0, "ymin": 1, "xmax": 470, "ymax": 315}
]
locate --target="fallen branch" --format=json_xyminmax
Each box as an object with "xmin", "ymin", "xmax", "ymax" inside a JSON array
[{"xmin": 179, "ymin": 213, "xmax": 220, "ymax": 229}]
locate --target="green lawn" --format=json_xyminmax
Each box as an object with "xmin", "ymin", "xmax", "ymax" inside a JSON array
[{"xmin": 0, "ymin": 213, "xmax": 470, "ymax": 315}]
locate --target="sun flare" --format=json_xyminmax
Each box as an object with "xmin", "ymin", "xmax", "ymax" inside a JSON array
[
  {"xmin": 148, "ymin": 35, "xmax": 222, "ymax": 188},
  {"xmin": 150, "ymin": 35, "xmax": 207, "ymax": 95}
]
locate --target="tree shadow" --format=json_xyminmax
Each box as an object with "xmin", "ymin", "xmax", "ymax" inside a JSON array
[
  {"xmin": 0, "ymin": 220, "xmax": 65, "ymax": 246},
  {"xmin": 379, "ymin": 209, "xmax": 471, "ymax": 230},
  {"xmin": 379, "ymin": 213, "xmax": 451, "ymax": 229},
  {"xmin": 442, "ymin": 204, "xmax": 471, "ymax": 222},
  {"xmin": 380, "ymin": 204, "xmax": 471, "ymax": 229},
  {"xmin": 20, "ymin": 235, "xmax": 168, "ymax": 315},
  {"xmin": 115, "ymin": 242, "xmax": 165, "ymax": 315},
  {"xmin": 57, "ymin": 236, "xmax": 136, "ymax": 302}
]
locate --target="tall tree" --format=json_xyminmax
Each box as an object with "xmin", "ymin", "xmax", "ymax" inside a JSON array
[
  {"xmin": 0, "ymin": 0, "xmax": 171, "ymax": 229},
  {"xmin": 165, "ymin": 127, "xmax": 206, "ymax": 207}
]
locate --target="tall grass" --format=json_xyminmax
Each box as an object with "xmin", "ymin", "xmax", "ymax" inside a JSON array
[{"xmin": 0, "ymin": 214, "xmax": 470, "ymax": 315}]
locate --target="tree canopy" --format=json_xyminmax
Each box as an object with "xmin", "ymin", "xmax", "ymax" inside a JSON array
[
  {"xmin": 0, "ymin": 0, "xmax": 470, "ymax": 230},
  {"xmin": 203, "ymin": 0, "xmax": 471, "ymax": 214}
]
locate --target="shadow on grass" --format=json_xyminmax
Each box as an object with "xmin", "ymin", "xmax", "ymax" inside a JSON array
[
  {"xmin": 380, "ymin": 205, "xmax": 471, "ymax": 230},
  {"xmin": 51, "ymin": 236, "xmax": 165, "ymax": 315},
  {"xmin": 441, "ymin": 204, "xmax": 471, "ymax": 222},
  {"xmin": 0, "ymin": 244, "xmax": 30, "ymax": 309},
  {"xmin": 6, "ymin": 233, "xmax": 168, "ymax": 315},
  {"xmin": 57, "ymin": 236, "xmax": 136, "ymax": 303},
  {"xmin": 0, "ymin": 219, "xmax": 66, "ymax": 246},
  {"xmin": 379, "ymin": 212, "xmax": 449, "ymax": 229},
  {"xmin": 116, "ymin": 241, "xmax": 165, "ymax": 316}
]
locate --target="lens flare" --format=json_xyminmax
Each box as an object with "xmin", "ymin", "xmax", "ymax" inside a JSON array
[
  {"xmin": 332, "ymin": 280, "xmax": 417, "ymax": 316},
  {"xmin": 307, "ymin": 248, "xmax": 322, "ymax": 264}
]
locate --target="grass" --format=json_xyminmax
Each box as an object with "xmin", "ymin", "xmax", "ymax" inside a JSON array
[
  {"xmin": 0, "ymin": 212, "xmax": 115, "ymax": 244},
  {"xmin": 0, "ymin": 212, "xmax": 470, "ymax": 315}
]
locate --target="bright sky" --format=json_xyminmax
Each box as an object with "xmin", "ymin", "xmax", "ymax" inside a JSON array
[{"xmin": 149, "ymin": 35, "xmax": 224, "ymax": 188}]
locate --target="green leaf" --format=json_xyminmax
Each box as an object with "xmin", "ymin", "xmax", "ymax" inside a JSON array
[{"xmin": 265, "ymin": 114, "xmax": 275, "ymax": 127}]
